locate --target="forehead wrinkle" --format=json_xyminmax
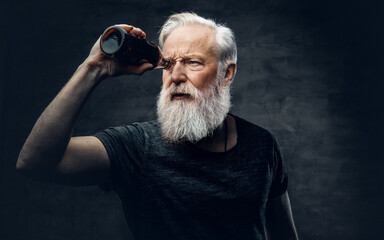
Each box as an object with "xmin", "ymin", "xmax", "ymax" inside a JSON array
[
  {"xmin": 164, "ymin": 46, "xmax": 217, "ymax": 62},
  {"xmin": 165, "ymin": 52, "xmax": 207, "ymax": 61},
  {"xmin": 162, "ymin": 25, "xmax": 217, "ymax": 60}
]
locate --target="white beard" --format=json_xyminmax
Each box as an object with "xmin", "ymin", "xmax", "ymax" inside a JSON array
[{"xmin": 156, "ymin": 73, "xmax": 231, "ymax": 143}]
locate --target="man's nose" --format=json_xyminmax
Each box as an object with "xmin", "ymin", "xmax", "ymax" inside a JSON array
[{"xmin": 170, "ymin": 61, "xmax": 187, "ymax": 85}]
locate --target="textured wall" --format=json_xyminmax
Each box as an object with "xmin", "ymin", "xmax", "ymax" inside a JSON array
[{"xmin": 1, "ymin": 0, "xmax": 383, "ymax": 239}]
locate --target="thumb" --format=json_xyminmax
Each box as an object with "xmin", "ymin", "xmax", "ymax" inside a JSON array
[
  {"xmin": 125, "ymin": 63, "xmax": 154, "ymax": 75},
  {"xmin": 140, "ymin": 63, "xmax": 155, "ymax": 72}
]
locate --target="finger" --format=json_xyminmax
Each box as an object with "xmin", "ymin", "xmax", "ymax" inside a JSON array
[
  {"xmin": 137, "ymin": 59, "xmax": 149, "ymax": 64},
  {"xmin": 137, "ymin": 63, "xmax": 154, "ymax": 73},
  {"xmin": 116, "ymin": 24, "xmax": 134, "ymax": 32},
  {"xmin": 125, "ymin": 63, "xmax": 154, "ymax": 75},
  {"xmin": 136, "ymin": 28, "xmax": 146, "ymax": 38},
  {"xmin": 131, "ymin": 27, "xmax": 146, "ymax": 38}
]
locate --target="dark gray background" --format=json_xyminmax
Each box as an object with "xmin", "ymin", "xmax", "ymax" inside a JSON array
[{"xmin": 1, "ymin": 0, "xmax": 383, "ymax": 239}]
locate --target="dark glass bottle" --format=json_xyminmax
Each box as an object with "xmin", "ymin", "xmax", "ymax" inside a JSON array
[{"xmin": 99, "ymin": 26, "xmax": 171, "ymax": 69}]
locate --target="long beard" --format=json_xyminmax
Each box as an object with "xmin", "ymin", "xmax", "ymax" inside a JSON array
[{"xmin": 156, "ymin": 75, "xmax": 231, "ymax": 143}]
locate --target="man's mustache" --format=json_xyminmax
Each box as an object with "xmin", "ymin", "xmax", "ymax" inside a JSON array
[{"xmin": 164, "ymin": 83, "xmax": 200, "ymax": 100}]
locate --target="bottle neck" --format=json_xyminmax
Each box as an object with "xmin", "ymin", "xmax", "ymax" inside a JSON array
[
  {"xmin": 155, "ymin": 57, "xmax": 171, "ymax": 69},
  {"xmin": 151, "ymin": 47, "xmax": 170, "ymax": 69}
]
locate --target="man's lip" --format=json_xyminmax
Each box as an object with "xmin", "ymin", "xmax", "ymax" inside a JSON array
[{"xmin": 171, "ymin": 93, "xmax": 191, "ymax": 100}]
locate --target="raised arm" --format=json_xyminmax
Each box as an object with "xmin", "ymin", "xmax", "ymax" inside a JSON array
[{"xmin": 16, "ymin": 25, "xmax": 153, "ymax": 186}]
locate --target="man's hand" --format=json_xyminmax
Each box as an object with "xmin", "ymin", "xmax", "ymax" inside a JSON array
[
  {"xmin": 83, "ymin": 24, "xmax": 154, "ymax": 80},
  {"xmin": 16, "ymin": 24, "xmax": 154, "ymax": 186}
]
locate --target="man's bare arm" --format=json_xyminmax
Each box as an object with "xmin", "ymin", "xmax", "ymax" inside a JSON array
[
  {"xmin": 16, "ymin": 25, "xmax": 153, "ymax": 186},
  {"xmin": 266, "ymin": 191, "xmax": 299, "ymax": 240}
]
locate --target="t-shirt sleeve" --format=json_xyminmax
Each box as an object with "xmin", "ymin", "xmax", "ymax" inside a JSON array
[
  {"xmin": 93, "ymin": 124, "xmax": 146, "ymax": 192},
  {"xmin": 268, "ymin": 135, "xmax": 288, "ymax": 199}
]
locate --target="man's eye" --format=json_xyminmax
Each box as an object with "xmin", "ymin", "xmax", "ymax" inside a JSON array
[
  {"xmin": 184, "ymin": 59, "xmax": 204, "ymax": 71},
  {"xmin": 188, "ymin": 60, "xmax": 201, "ymax": 65}
]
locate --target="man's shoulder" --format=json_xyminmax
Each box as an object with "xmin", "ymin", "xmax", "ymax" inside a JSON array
[
  {"xmin": 120, "ymin": 119, "xmax": 160, "ymax": 138},
  {"xmin": 232, "ymin": 114, "xmax": 274, "ymax": 143},
  {"xmin": 233, "ymin": 114, "xmax": 271, "ymax": 133},
  {"xmin": 95, "ymin": 119, "xmax": 159, "ymax": 139},
  {"xmin": 130, "ymin": 119, "xmax": 159, "ymax": 130}
]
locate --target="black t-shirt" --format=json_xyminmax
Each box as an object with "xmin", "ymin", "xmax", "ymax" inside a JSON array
[{"xmin": 94, "ymin": 115, "xmax": 288, "ymax": 240}]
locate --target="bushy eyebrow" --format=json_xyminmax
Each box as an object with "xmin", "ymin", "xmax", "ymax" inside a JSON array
[{"xmin": 165, "ymin": 53, "xmax": 206, "ymax": 61}]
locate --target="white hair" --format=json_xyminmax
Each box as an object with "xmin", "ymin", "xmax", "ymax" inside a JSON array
[
  {"xmin": 157, "ymin": 69, "xmax": 230, "ymax": 143},
  {"xmin": 159, "ymin": 12, "xmax": 237, "ymax": 77}
]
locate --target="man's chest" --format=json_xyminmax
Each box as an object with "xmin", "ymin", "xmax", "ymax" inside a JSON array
[{"xmin": 137, "ymin": 151, "xmax": 273, "ymax": 209}]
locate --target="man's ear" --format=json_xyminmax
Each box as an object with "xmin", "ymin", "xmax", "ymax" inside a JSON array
[{"xmin": 223, "ymin": 63, "xmax": 237, "ymax": 87}]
